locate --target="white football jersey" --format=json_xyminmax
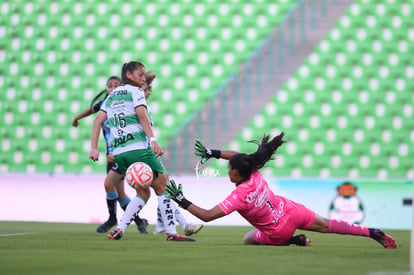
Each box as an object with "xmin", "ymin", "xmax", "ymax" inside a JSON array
[{"xmin": 101, "ymin": 84, "xmax": 149, "ymax": 155}]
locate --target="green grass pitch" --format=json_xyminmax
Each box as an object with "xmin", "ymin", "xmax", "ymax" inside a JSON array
[{"xmin": 0, "ymin": 221, "xmax": 409, "ymax": 275}]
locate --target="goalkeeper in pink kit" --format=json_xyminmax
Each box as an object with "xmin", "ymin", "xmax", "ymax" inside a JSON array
[{"xmin": 165, "ymin": 132, "xmax": 397, "ymax": 248}]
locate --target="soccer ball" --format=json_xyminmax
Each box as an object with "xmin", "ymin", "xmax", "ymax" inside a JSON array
[{"xmin": 125, "ymin": 162, "xmax": 153, "ymax": 190}]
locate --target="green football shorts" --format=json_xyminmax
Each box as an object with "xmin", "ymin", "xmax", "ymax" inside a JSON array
[
  {"xmin": 114, "ymin": 147, "xmax": 164, "ymax": 177},
  {"xmin": 157, "ymin": 156, "xmax": 168, "ymax": 175}
]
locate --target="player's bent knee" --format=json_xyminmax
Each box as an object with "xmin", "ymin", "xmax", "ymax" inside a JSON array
[
  {"xmin": 150, "ymin": 173, "xmax": 168, "ymax": 195},
  {"xmin": 243, "ymin": 230, "xmax": 258, "ymax": 245},
  {"xmin": 137, "ymin": 186, "xmax": 151, "ymax": 201}
]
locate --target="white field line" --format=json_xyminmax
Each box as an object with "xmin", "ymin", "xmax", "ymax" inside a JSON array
[{"xmin": 0, "ymin": 232, "xmax": 38, "ymax": 237}]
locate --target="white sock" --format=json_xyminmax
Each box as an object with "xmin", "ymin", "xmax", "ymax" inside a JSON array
[
  {"xmin": 118, "ymin": 196, "xmax": 146, "ymax": 233},
  {"xmin": 157, "ymin": 194, "xmax": 176, "ymax": 234},
  {"xmin": 155, "ymin": 207, "xmax": 165, "ymax": 233},
  {"xmin": 172, "ymin": 203, "xmax": 188, "ymax": 230}
]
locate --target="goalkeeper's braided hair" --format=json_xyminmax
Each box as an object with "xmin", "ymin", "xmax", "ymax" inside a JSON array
[{"xmin": 229, "ymin": 132, "xmax": 286, "ymax": 184}]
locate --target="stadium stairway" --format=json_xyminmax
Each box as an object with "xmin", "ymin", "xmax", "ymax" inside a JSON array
[{"xmin": 165, "ymin": 0, "xmax": 355, "ymax": 175}]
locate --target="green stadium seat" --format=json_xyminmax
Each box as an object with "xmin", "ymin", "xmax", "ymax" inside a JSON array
[
  {"xmin": 2, "ymin": 0, "xmax": 412, "ymax": 176},
  {"xmin": 222, "ymin": 0, "xmax": 414, "ymax": 178}
]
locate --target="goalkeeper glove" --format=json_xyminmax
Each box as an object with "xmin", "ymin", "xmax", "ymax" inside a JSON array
[
  {"xmin": 194, "ymin": 139, "xmax": 221, "ymax": 164},
  {"xmin": 165, "ymin": 180, "xmax": 192, "ymax": 209}
]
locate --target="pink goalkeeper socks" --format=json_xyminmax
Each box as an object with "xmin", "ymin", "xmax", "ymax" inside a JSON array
[{"xmin": 328, "ymin": 219, "xmax": 370, "ymax": 237}]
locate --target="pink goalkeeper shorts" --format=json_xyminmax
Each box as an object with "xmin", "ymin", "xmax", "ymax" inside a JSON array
[{"xmin": 254, "ymin": 201, "xmax": 316, "ymax": 245}]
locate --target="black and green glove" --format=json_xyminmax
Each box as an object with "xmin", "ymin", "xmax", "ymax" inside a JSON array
[
  {"xmin": 194, "ymin": 139, "xmax": 221, "ymax": 164},
  {"xmin": 165, "ymin": 180, "xmax": 192, "ymax": 209}
]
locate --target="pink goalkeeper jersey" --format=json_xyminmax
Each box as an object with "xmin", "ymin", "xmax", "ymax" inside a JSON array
[{"xmin": 218, "ymin": 170, "xmax": 292, "ymax": 237}]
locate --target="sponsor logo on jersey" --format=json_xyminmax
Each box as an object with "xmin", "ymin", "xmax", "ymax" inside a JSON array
[
  {"xmin": 111, "ymin": 100, "xmax": 125, "ymax": 108},
  {"xmin": 113, "ymin": 133, "xmax": 134, "ymax": 148},
  {"xmin": 110, "ymin": 90, "xmax": 128, "ymax": 97},
  {"xmin": 246, "ymin": 177, "xmax": 266, "ymax": 204}
]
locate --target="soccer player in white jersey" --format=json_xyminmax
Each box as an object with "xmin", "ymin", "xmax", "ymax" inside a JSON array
[
  {"xmin": 72, "ymin": 76, "xmax": 149, "ymax": 234},
  {"xmin": 143, "ymin": 70, "xmax": 203, "ymax": 237},
  {"xmin": 89, "ymin": 61, "xmax": 193, "ymax": 241}
]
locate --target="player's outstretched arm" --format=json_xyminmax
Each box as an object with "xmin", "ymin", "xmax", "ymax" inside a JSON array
[
  {"xmin": 194, "ymin": 139, "xmax": 239, "ymax": 163},
  {"xmin": 219, "ymin": 150, "xmax": 240, "ymax": 160},
  {"xmin": 89, "ymin": 110, "xmax": 106, "ymax": 161},
  {"xmin": 72, "ymin": 108, "xmax": 94, "ymax": 127},
  {"xmin": 166, "ymin": 180, "xmax": 226, "ymax": 222}
]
